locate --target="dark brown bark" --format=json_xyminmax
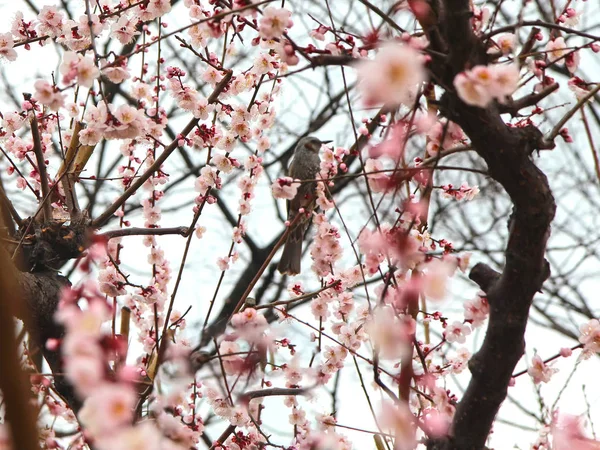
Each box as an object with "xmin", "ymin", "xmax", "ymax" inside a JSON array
[
  {"xmin": 426, "ymin": 2, "xmax": 557, "ymax": 449},
  {"xmin": 16, "ymin": 270, "xmax": 82, "ymax": 413}
]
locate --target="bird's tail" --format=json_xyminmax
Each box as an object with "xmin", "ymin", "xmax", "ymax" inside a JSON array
[{"xmin": 277, "ymin": 235, "xmax": 303, "ymax": 275}]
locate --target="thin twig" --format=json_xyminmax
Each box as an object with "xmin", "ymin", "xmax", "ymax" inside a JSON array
[
  {"xmin": 100, "ymin": 226, "xmax": 189, "ymax": 240},
  {"xmin": 29, "ymin": 111, "xmax": 51, "ymax": 221},
  {"xmin": 545, "ymin": 84, "xmax": 600, "ymax": 145},
  {"xmin": 92, "ymin": 70, "xmax": 233, "ymax": 227}
]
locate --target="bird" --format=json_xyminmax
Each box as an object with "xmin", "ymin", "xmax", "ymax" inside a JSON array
[{"xmin": 277, "ymin": 136, "xmax": 331, "ymax": 276}]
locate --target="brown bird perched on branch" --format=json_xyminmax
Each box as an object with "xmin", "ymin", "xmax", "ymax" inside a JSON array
[{"xmin": 277, "ymin": 136, "xmax": 331, "ymax": 276}]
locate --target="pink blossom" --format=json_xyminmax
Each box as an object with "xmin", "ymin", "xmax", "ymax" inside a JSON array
[
  {"xmin": 253, "ymin": 52, "xmax": 276, "ymax": 75},
  {"xmin": 378, "ymin": 401, "xmax": 416, "ymax": 449},
  {"xmin": 493, "ymin": 33, "xmax": 516, "ymax": 55},
  {"xmin": 137, "ymin": 0, "xmax": 172, "ymax": 21},
  {"xmin": 219, "ymin": 341, "xmax": 244, "ymax": 375},
  {"xmin": 560, "ymin": 347, "xmax": 573, "ymax": 358},
  {"xmin": 563, "ymin": 8, "xmax": 581, "ymax": 27},
  {"xmin": 60, "ymin": 52, "xmax": 100, "ymax": 88},
  {"xmin": 271, "ymin": 176, "xmax": 299, "ymax": 199},
  {"xmin": 78, "ymin": 383, "xmax": 137, "ymax": 436},
  {"xmin": 56, "ymin": 300, "xmax": 110, "ymax": 336},
  {"xmin": 364, "ymin": 158, "xmax": 389, "ymax": 193},
  {"xmin": 423, "ymin": 408, "xmax": 452, "ymax": 438},
  {"xmin": 454, "ymin": 72, "xmax": 493, "ymax": 107},
  {"xmin": 310, "ymin": 296, "xmax": 330, "ymax": 319},
  {"xmin": 449, "ymin": 347, "xmax": 471, "ymax": 374},
  {"xmin": 6, "ymin": 136, "xmax": 30, "ymax": 161},
  {"xmin": 527, "ymin": 354, "xmax": 558, "ymax": 384},
  {"xmin": 579, "ymin": 318, "xmax": 600, "ymax": 353},
  {"xmin": 1, "ymin": 112, "xmax": 25, "ymax": 134},
  {"xmin": 257, "ymin": 135, "xmax": 271, "ymax": 152},
  {"xmin": 568, "ymin": 77, "xmax": 591, "ymax": 101},
  {"xmin": 195, "ymin": 165, "xmax": 220, "ymax": 195},
  {"xmin": 216, "ymin": 256, "xmax": 230, "ymax": 271},
  {"xmin": 559, "ymin": 127, "xmax": 574, "ymax": 143},
  {"xmin": 367, "ymin": 308, "xmax": 415, "ymax": 359},
  {"xmin": 471, "ymin": 6, "xmax": 491, "ymax": 33},
  {"xmin": 156, "ymin": 412, "xmax": 197, "ymax": 447},
  {"xmin": 310, "ymin": 25, "xmax": 328, "ymax": 41},
  {"xmin": 356, "ymin": 41, "xmax": 426, "ymax": 107},
  {"xmin": 289, "ymin": 407, "xmax": 307, "ymax": 426},
  {"xmin": 445, "ymin": 321, "xmax": 471, "ymax": 344},
  {"xmin": 192, "ymin": 96, "xmax": 212, "ymax": 120},
  {"xmin": 316, "ymin": 413, "xmax": 337, "ymax": 431},
  {"xmin": 64, "ymin": 355, "xmax": 104, "ymax": 397},
  {"xmin": 490, "ymin": 63, "xmax": 520, "ymax": 99},
  {"xmin": 34, "ymin": 80, "xmax": 65, "ymax": 111},
  {"xmin": 216, "ymin": 132, "xmax": 236, "ymax": 151},
  {"xmin": 463, "ymin": 294, "xmax": 489, "ymax": 327},
  {"xmin": 422, "ymin": 258, "xmax": 455, "ymax": 301},
  {"xmin": 259, "ymin": 7, "xmax": 293, "ymax": 40},
  {"xmin": 456, "ymin": 252, "xmax": 472, "ymax": 272},
  {"xmin": 98, "ymin": 265, "xmax": 127, "ymax": 297},
  {"xmin": 37, "ymin": 6, "xmax": 64, "ymax": 37},
  {"xmin": 454, "ymin": 63, "xmax": 520, "ymax": 107},
  {"xmin": 0, "ymin": 33, "xmax": 17, "ymax": 61},
  {"xmin": 77, "ymin": 13, "xmax": 105, "ymax": 37},
  {"xmin": 284, "ymin": 358, "xmax": 304, "ymax": 386},
  {"xmin": 189, "ymin": 22, "xmax": 210, "ymax": 49},
  {"xmin": 566, "ymin": 50, "xmax": 581, "ymax": 73},
  {"xmin": 310, "ymin": 214, "xmax": 343, "ymax": 276},
  {"xmin": 441, "ymin": 182, "xmax": 480, "ymax": 201},
  {"xmin": 551, "ymin": 413, "xmax": 600, "ymax": 450},
  {"xmin": 426, "ymin": 119, "xmax": 465, "ymax": 155},
  {"xmin": 369, "ymin": 122, "xmax": 407, "ymax": 161},
  {"xmin": 95, "ymin": 422, "xmax": 163, "ymax": 450},
  {"xmin": 545, "ymin": 37, "xmax": 567, "ymax": 62},
  {"xmin": 102, "ymin": 60, "xmax": 131, "ymax": 84},
  {"xmin": 110, "ymin": 15, "xmax": 140, "ymax": 44}
]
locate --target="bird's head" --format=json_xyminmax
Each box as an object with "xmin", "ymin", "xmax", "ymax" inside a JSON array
[{"xmin": 297, "ymin": 136, "xmax": 332, "ymax": 153}]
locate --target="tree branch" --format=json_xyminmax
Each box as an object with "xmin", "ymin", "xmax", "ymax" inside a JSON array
[{"xmin": 427, "ymin": 2, "xmax": 557, "ymax": 448}]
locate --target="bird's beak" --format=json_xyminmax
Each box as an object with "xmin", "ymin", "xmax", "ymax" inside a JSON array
[{"xmin": 321, "ymin": 140, "xmax": 332, "ymax": 144}]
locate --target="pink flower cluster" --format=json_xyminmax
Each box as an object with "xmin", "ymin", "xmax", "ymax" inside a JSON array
[
  {"xmin": 545, "ymin": 37, "xmax": 580, "ymax": 73},
  {"xmin": 78, "ymin": 103, "xmax": 149, "ymax": 145},
  {"xmin": 315, "ymin": 144, "xmax": 347, "ymax": 210},
  {"xmin": 463, "ymin": 293, "xmax": 489, "ymax": 328},
  {"xmin": 440, "ymin": 182, "xmax": 480, "ymax": 201},
  {"xmin": 454, "ymin": 63, "xmax": 520, "ymax": 108},
  {"xmin": 425, "ymin": 119, "xmax": 466, "ymax": 157},
  {"xmin": 310, "ymin": 213, "xmax": 343, "ymax": 277},
  {"xmin": 358, "ymin": 223, "xmax": 424, "ymax": 274},
  {"xmin": 53, "ymin": 239, "xmax": 202, "ymax": 449},
  {"xmin": 215, "ymin": 308, "xmax": 271, "ymax": 379},
  {"xmin": 329, "ymin": 323, "xmax": 366, "ymax": 358}
]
